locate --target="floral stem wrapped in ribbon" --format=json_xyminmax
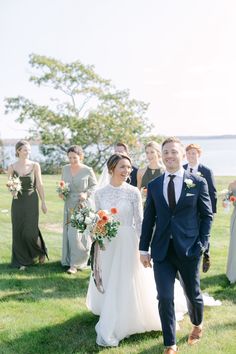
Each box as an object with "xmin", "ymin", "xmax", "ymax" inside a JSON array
[
  {"xmin": 70, "ymin": 204, "xmax": 120, "ymax": 292},
  {"xmin": 56, "ymin": 180, "xmax": 70, "ymax": 201},
  {"xmin": 6, "ymin": 176, "xmax": 22, "ymax": 199}
]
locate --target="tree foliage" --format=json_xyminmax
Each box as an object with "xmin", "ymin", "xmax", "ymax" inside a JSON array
[{"xmin": 5, "ymin": 54, "xmax": 156, "ymax": 172}]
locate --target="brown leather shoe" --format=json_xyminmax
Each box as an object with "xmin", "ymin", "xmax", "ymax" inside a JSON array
[
  {"xmin": 202, "ymin": 255, "xmax": 210, "ymax": 273},
  {"xmin": 164, "ymin": 348, "xmax": 178, "ymax": 354},
  {"xmin": 188, "ymin": 326, "xmax": 203, "ymax": 345}
]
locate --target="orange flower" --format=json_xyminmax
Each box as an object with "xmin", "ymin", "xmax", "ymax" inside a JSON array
[
  {"xmin": 60, "ymin": 180, "xmax": 65, "ymax": 187},
  {"xmin": 97, "ymin": 219, "xmax": 106, "ymax": 226},
  {"xmin": 102, "ymin": 215, "xmax": 109, "ymax": 222},
  {"xmin": 230, "ymin": 195, "xmax": 236, "ymax": 202},
  {"xmin": 97, "ymin": 210, "xmax": 107, "ymax": 218},
  {"xmin": 95, "ymin": 223, "xmax": 106, "ymax": 235},
  {"xmin": 110, "ymin": 208, "xmax": 118, "ymax": 214}
]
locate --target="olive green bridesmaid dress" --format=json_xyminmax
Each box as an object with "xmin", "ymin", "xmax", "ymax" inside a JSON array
[{"xmin": 11, "ymin": 167, "xmax": 47, "ymax": 267}]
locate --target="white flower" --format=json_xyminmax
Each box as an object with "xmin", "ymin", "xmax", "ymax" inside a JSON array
[
  {"xmin": 184, "ymin": 178, "xmax": 196, "ymax": 189},
  {"xmin": 196, "ymin": 172, "xmax": 202, "ymax": 177},
  {"xmin": 85, "ymin": 216, "xmax": 93, "ymax": 225}
]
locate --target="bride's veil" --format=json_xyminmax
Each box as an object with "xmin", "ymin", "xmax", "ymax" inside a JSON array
[{"xmin": 97, "ymin": 165, "xmax": 111, "ymax": 189}]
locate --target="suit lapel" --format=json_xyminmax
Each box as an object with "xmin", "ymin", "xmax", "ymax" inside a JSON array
[
  {"xmin": 175, "ymin": 170, "xmax": 188, "ymax": 210},
  {"xmin": 158, "ymin": 174, "xmax": 169, "ymax": 209}
]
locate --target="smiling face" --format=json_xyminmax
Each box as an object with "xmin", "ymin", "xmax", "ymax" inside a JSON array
[
  {"xmin": 145, "ymin": 146, "xmax": 160, "ymax": 163},
  {"xmin": 162, "ymin": 141, "xmax": 185, "ymax": 173},
  {"xmin": 186, "ymin": 148, "xmax": 200, "ymax": 166},
  {"xmin": 68, "ymin": 151, "xmax": 81, "ymax": 166},
  {"xmin": 111, "ymin": 158, "xmax": 132, "ymax": 183},
  {"xmin": 17, "ymin": 144, "xmax": 31, "ymax": 159}
]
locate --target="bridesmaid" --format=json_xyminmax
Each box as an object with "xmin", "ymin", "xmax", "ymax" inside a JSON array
[
  {"xmin": 60, "ymin": 145, "xmax": 97, "ymax": 274},
  {"xmin": 137, "ymin": 141, "xmax": 165, "ymax": 191},
  {"xmin": 7, "ymin": 140, "xmax": 48, "ymax": 270},
  {"xmin": 226, "ymin": 179, "xmax": 236, "ymax": 283}
]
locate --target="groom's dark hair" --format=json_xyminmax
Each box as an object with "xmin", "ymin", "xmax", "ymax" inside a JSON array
[{"xmin": 162, "ymin": 137, "xmax": 184, "ymax": 150}]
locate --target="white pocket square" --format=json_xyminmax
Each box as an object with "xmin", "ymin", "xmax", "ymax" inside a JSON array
[{"xmin": 186, "ymin": 193, "xmax": 194, "ymax": 196}]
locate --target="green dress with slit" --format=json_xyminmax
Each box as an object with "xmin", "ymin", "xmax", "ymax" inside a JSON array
[{"xmin": 11, "ymin": 168, "xmax": 47, "ymax": 267}]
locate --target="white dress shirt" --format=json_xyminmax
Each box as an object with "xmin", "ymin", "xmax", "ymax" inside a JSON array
[
  {"xmin": 163, "ymin": 168, "xmax": 185, "ymax": 206},
  {"xmin": 187, "ymin": 163, "xmax": 199, "ymax": 174}
]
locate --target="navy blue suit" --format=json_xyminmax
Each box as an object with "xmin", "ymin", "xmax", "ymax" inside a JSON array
[
  {"xmin": 183, "ymin": 163, "xmax": 217, "ymax": 213},
  {"xmin": 129, "ymin": 166, "xmax": 138, "ymax": 187},
  {"xmin": 183, "ymin": 163, "xmax": 217, "ymax": 258},
  {"xmin": 139, "ymin": 171, "xmax": 213, "ymax": 346}
]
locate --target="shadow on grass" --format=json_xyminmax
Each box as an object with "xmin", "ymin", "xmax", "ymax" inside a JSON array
[
  {"xmin": 1, "ymin": 311, "xmax": 99, "ymax": 354},
  {"xmin": 0, "ymin": 261, "xmax": 91, "ymax": 302},
  {"xmin": 1, "ymin": 311, "xmax": 164, "ymax": 354},
  {"xmin": 201, "ymin": 273, "xmax": 236, "ymax": 304},
  {"xmin": 126, "ymin": 331, "xmax": 163, "ymax": 354}
]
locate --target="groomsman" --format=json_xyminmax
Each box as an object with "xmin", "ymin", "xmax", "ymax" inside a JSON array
[
  {"xmin": 139, "ymin": 137, "xmax": 213, "ymax": 354},
  {"xmin": 183, "ymin": 143, "xmax": 217, "ymax": 272}
]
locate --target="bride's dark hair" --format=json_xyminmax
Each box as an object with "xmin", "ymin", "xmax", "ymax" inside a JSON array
[{"xmin": 107, "ymin": 153, "xmax": 131, "ymax": 174}]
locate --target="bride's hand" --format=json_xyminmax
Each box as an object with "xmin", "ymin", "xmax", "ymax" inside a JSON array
[{"xmin": 140, "ymin": 254, "xmax": 152, "ymax": 268}]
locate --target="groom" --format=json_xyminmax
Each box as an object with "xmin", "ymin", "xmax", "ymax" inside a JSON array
[{"xmin": 139, "ymin": 137, "xmax": 213, "ymax": 354}]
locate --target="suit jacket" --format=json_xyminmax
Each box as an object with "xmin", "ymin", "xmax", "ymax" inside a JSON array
[
  {"xmin": 129, "ymin": 166, "xmax": 138, "ymax": 187},
  {"xmin": 183, "ymin": 163, "xmax": 217, "ymax": 213},
  {"xmin": 139, "ymin": 171, "xmax": 213, "ymax": 262}
]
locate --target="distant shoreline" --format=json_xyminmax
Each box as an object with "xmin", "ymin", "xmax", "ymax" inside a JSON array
[{"xmin": 178, "ymin": 135, "xmax": 236, "ymax": 140}]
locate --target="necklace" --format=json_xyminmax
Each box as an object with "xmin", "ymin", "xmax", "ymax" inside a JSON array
[{"xmin": 149, "ymin": 167, "xmax": 157, "ymax": 175}]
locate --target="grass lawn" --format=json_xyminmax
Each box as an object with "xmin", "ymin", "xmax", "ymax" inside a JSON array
[{"xmin": 0, "ymin": 175, "xmax": 236, "ymax": 354}]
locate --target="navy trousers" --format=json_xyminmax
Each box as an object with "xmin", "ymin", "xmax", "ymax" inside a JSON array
[{"xmin": 153, "ymin": 240, "xmax": 203, "ymax": 346}]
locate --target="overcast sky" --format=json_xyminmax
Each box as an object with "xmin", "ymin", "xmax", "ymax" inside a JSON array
[{"xmin": 1, "ymin": 0, "xmax": 236, "ymax": 139}]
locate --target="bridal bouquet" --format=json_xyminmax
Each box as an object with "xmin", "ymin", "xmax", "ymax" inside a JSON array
[
  {"xmin": 71, "ymin": 205, "xmax": 120, "ymax": 293},
  {"xmin": 56, "ymin": 180, "xmax": 70, "ymax": 200},
  {"xmin": 6, "ymin": 176, "xmax": 22, "ymax": 199},
  {"xmin": 70, "ymin": 205, "xmax": 120, "ymax": 248},
  {"xmin": 92, "ymin": 208, "xmax": 120, "ymax": 248}
]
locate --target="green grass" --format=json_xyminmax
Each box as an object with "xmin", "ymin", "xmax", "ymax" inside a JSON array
[{"xmin": 0, "ymin": 175, "xmax": 236, "ymax": 354}]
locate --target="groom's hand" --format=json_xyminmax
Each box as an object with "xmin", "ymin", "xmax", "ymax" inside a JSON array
[{"xmin": 140, "ymin": 254, "xmax": 152, "ymax": 268}]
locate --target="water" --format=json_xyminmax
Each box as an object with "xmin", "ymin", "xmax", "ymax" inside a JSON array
[
  {"xmin": 2, "ymin": 144, "xmax": 44, "ymax": 168},
  {"xmin": 180, "ymin": 137, "xmax": 236, "ymax": 176},
  {"xmin": 2, "ymin": 137, "xmax": 236, "ymax": 176}
]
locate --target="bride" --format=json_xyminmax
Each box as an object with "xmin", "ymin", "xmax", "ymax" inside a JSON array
[{"xmin": 86, "ymin": 153, "xmax": 220, "ymax": 347}]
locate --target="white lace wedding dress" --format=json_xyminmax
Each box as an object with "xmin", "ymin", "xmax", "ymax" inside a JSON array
[{"xmin": 86, "ymin": 182, "xmax": 220, "ymax": 347}]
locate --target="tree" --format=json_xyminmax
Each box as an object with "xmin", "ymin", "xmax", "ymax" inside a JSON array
[{"xmin": 5, "ymin": 54, "xmax": 155, "ymax": 172}]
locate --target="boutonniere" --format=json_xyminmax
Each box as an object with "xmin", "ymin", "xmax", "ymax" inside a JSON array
[
  {"xmin": 196, "ymin": 171, "xmax": 203, "ymax": 177},
  {"xmin": 184, "ymin": 178, "xmax": 196, "ymax": 189}
]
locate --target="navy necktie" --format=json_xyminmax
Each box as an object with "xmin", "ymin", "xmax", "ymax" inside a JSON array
[
  {"xmin": 167, "ymin": 175, "xmax": 176, "ymax": 210},
  {"xmin": 190, "ymin": 168, "xmax": 193, "ymax": 173}
]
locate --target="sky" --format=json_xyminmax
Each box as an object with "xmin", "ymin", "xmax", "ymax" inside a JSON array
[{"xmin": 1, "ymin": 0, "xmax": 236, "ymax": 139}]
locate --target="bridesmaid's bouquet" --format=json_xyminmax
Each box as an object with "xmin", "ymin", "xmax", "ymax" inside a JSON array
[
  {"xmin": 6, "ymin": 176, "xmax": 22, "ymax": 199},
  {"xmin": 141, "ymin": 187, "xmax": 147, "ymax": 205},
  {"xmin": 56, "ymin": 180, "xmax": 70, "ymax": 201},
  {"xmin": 219, "ymin": 189, "xmax": 236, "ymax": 212}
]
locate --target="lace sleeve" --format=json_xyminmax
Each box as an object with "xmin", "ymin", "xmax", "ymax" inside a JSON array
[{"xmin": 133, "ymin": 188, "xmax": 143, "ymax": 237}]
